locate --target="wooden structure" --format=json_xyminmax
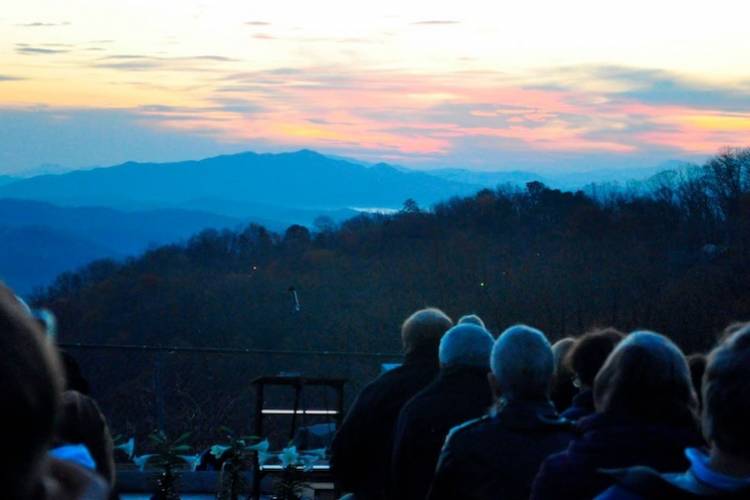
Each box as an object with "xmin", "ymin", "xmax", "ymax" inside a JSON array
[{"xmin": 251, "ymin": 375, "xmax": 346, "ymax": 499}]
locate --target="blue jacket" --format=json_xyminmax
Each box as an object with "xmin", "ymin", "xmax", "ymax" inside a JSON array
[{"xmin": 596, "ymin": 448, "xmax": 750, "ymax": 499}]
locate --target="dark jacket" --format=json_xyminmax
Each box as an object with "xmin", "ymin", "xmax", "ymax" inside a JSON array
[
  {"xmin": 597, "ymin": 465, "xmax": 750, "ymax": 499},
  {"xmin": 551, "ymin": 378, "xmax": 577, "ymax": 416},
  {"xmin": 531, "ymin": 412, "xmax": 704, "ymax": 500},
  {"xmin": 561, "ymin": 389, "xmax": 595, "ymax": 421},
  {"xmin": 330, "ymin": 346, "xmax": 439, "ymax": 500},
  {"xmin": 427, "ymin": 399, "xmax": 574, "ymax": 500},
  {"xmin": 391, "ymin": 365, "xmax": 493, "ymax": 500}
]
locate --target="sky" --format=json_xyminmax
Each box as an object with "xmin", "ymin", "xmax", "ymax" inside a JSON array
[{"xmin": 1, "ymin": 0, "xmax": 750, "ymax": 175}]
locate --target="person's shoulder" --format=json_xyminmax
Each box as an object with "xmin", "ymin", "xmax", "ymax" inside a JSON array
[
  {"xmin": 600, "ymin": 466, "xmax": 696, "ymax": 499},
  {"xmin": 444, "ymin": 415, "xmax": 492, "ymax": 447}
]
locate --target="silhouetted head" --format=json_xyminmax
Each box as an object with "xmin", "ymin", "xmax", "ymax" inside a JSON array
[
  {"xmin": 401, "ymin": 308, "xmax": 453, "ymax": 356},
  {"xmin": 0, "ymin": 283, "xmax": 64, "ymax": 497},
  {"xmin": 550, "ymin": 337, "xmax": 576, "ymax": 409},
  {"xmin": 490, "ymin": 324, "xmax": 553, "ymax": 401},
  {"xmin": 57, "ymin": 391, "xmax": 116, "ymax": 484},
  {"xmin": 566, "ymin": 328, "xmax": 625, "ymax": 389},
  {"xmin": 552, "ymin": 337, "xmax": 575, "ymax": 376},
  {"xmin": 457, "ymin": 314, "xmax": 486, "ymax": 329},
  {"xmin": 594, "ymin": 331, "xmax": 696, "ymax": 422},
  {"xmin": 439, "ymin": 324, "xmax": 494, "ymax": 369},
  {"xmin": 702, "ymin": 323, "xmax": 750, "ymax": 460}
]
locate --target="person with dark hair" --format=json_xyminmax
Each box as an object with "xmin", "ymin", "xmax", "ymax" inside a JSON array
[
  {"xmin": 391, "ymin": 324, "xmax": 494, "ymax": 500},
  {"xmin": 0, "ymin": 283, "xmax": 108, "ymax": 500},
  {"xmin": 551, "ymin": 337, "xmax": 577, "ymax": 413},
  {"xmin": 427, "ymin": 325, "xmax": 574, "ymax": 500},
  {"xmin": 54, "ymin": 391, "xmax": 116, "ymax": 485},
  {"xmin": 331, "ymin": 308, "xmax": 453, "ymax": 500},
  {"xmin": 532, "ymin": 331, "xmax": 703, "ymax": 500},
  {"xmin": 596, "ymin": 324, "xmax": 750, "ymax": 498},
  {"xmin": 687, "ymin": 353, "xmax": 707, "ymax": 408},
  {"xmin": 60, "ymin": 352, "xmax": 91, "ymax": 395},
  {"xmin": 562, "ymin": 328, "xmax": 625, "ymax": 420}
]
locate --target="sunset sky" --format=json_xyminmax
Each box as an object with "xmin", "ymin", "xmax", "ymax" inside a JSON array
[{"xmin": 1, "ymin": 0, "xmax": 749, "ymax": 174}]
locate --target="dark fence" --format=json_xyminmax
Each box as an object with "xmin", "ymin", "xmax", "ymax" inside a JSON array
[{"xmin": 59, "ymin": 342, "xmax": 402, "ymax": 451}]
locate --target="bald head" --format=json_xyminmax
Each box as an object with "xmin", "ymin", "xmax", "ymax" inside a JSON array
[{"xmin": 401, "ymin": 308, "xmax": 453, "ymax": 355}]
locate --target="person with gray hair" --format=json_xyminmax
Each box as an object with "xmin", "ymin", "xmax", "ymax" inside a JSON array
[
  {"xmin": 532, "ymin": 331, "xmax": 703, "ymax": 500},
  {"xmin": 331, "ymin": 308, "xmax": 453, "ymax": 500},
  {"xmin": 427, "ymin": 324, "xmax": 574, "ymax": 500},
  {"xmin": 457, "ymin": 313, "xmax": 486, "ymax": 329},
  {"xmin": 596, "ymin": 324, "xmax": 750, "ymax": 499},
  {"xmin": 391, "ymin": 324, "xmax": 494, "ymax": 500}
]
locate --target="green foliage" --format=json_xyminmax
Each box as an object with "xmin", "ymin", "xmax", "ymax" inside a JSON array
[
  {"xmin": 212, "ymin": 427, "xmax": 263, "ymax": 500},
  {"xmin": 272, "ymin": 466, "xmax": 305, "ymax": 500},
  {"xmin": 137, "ymin": 431, "xmax": 195, "ymax": 500}
]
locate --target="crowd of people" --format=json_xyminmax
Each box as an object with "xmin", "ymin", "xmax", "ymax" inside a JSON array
[
  {"xmin": 331, "ymin": 308, "xmax": 750, "ymax": 499},
  {"xmin": 3, "ymin": 275, "xmax": 750, "ymax": 499}
]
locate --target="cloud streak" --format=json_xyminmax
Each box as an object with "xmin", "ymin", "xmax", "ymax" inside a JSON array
[
  {"xmin": 411, "ymin": 20, "xmax": 461, "ymax": 25},
  {"xmin": 16, "ymin": 45, "xmax": 70, "ymax": 55},
  {"xmin": 92, "ymin": 53, "xmax": 239, "ymax": 71},
  {"xmin": 15, "ymin": 21, "xmax": 71, "ymax": 27}
]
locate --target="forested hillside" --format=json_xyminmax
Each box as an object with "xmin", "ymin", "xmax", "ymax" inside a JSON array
[
  {"xmin": 37, "ymin": 148, "xmax": 750, "ymax": 350},
  {"xmin": 31, "ymin": 148, "xmax": 750, "ymax": 438}
]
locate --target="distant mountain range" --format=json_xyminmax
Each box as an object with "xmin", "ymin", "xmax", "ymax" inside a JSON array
[
  {"xmin": 0, "ymin": 150, "xmax": 478, "ymax": 213},
  {"xmin": 0, "ymin": 149, "xmax": 679, "ymax": 294},
  {"xmin": 0, "ymin": 175, "xmax": 17, "ymax": 187}
]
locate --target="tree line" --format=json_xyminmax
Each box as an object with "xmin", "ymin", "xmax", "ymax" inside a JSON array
[{"xmin": 32, "ymin": 147, "xmax": 750, "ymax": 442}]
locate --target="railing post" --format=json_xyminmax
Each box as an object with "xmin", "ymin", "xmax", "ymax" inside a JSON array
[{"xmin": 154, "ymin": 352, "xmax": 166, "ymax": 432}]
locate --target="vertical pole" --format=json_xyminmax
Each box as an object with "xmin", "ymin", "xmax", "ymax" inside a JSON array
[
  {"xmin": 252, "ymin": 382, "xmax": 264, "ymax": 500},
  {"xmin": 154, "ymin": 353, "xmax": 166, "ymax": 432},
  {"xmin": 290, "ymin": 381, "xmax": 302, "ymax": 441}
]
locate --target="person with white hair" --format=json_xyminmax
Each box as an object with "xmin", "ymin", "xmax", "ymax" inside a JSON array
[
  {"xmin": 331, "ymin": 308, "xmax": 453, "ymax": 500},
  {"xmin": 532, "ymin": 331, "xmax": 704, "ymax": 500},
  {"xmin": 391, "ymin": 324, "xmax": 494, "ymax": 500},
  {"xmin": 427, "ymin": 325, "xmax": 574, "ymax": 500},
  {"xmin": 457, "ymin": 313, "xmax": 486, "ymax": 329},
  {"xmin": 596, "ymin": 324, "xmax": 750, "ymax": 499}
]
